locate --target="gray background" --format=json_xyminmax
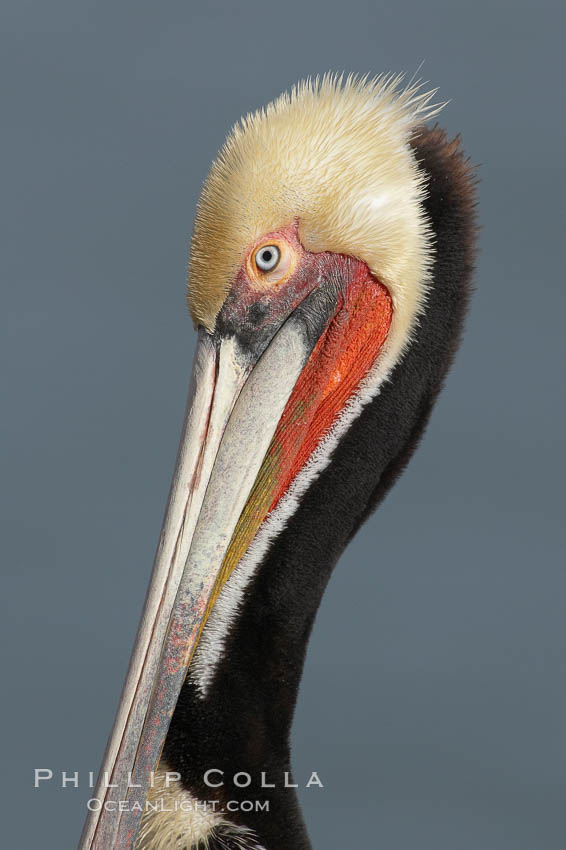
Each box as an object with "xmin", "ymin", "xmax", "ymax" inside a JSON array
[{"xmin": 2, "ymin": 1, "xmax": 565, "ymax": 848}]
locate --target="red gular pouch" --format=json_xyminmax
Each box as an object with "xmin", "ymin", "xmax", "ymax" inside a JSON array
[
  {"xmin": 216, "ymin": 250, "xmax": 393, "ymax": 580},
  {"xmin": 264, "ymin": 259, "xmax": 393, "ymax": 515}
]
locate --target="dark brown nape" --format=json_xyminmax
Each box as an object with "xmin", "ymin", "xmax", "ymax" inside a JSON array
[
  {"xmin": 348, "ymin": 124, "xmax": 479, "ymax": 538},
  {"xmin": 411, "ymin": 123, "xmax": 479, "ymax": 264}
]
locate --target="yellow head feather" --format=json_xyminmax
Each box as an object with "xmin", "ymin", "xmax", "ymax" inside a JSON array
[{"xmin": 188, "ymin": 73, "xmax": 441, "ymax": 362}]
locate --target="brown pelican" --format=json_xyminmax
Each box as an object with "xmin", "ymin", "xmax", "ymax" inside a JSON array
[{"xmin": 78, "ymin": 74, "xmax": 477, "ymax": 850}]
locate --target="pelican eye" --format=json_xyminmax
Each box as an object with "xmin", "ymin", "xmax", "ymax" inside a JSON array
[{"xmin": 255, "ymin": 245, "xmax": 281, "ymax": 272}]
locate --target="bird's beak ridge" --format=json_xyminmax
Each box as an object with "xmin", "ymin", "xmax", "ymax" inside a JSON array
[{"xmin": 79, "ymin": 299, "xmax": 326, "ymax": 850}]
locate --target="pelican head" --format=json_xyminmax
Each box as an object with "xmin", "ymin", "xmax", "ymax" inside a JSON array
[{"xmin": 79, "ymin": 74, "xmax": 476, "ymax": 850}]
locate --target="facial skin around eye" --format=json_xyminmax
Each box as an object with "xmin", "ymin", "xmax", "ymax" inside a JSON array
[{"xmin": 249, "ymin": 238, "xmax": 298, "ymax": 288}]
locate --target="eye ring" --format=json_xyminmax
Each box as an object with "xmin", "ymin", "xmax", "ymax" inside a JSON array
[{"xmin": 255, "ymin": 245, "xmax": 281, "ymax": 272}]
